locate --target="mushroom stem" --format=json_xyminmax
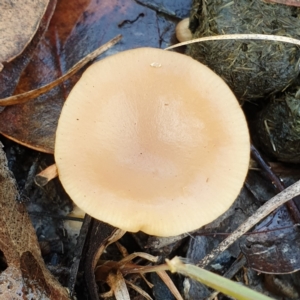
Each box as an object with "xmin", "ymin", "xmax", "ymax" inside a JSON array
[
  {"xmin": 34, "ymin": 163, "xmax": 58, "ymax": 187},
  {"xmin": 175, "ymin": 18, "xmax": 192, "ymax": 42}
]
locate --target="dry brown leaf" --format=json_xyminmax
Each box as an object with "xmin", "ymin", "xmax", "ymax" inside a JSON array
[
  {"xmin": 0, "ymin": 0, "xmax": 56, "ymax": 99},
  {"xmin": 197, "ymin": 179, "xmax": 300, "ymax": 268},
  {"xmin": 84, "ymin": 220, "xmax": 126, "ymax": 300},
  {"xmin": 107, "ymin": 270, "xmax": 131, "ymax": 300},
  {"xmin": 95, "ymin": 251, "xmax": 183, "ymax": 300},
  {"xmin": 156, "ymin": 271, "xmax": 184, "ymax": 300},
  {"xmin": 0, "ymin": 143, "xmax": 69, "ymax": 299},
  {"xmin": 241, "ymin": 205, "xmax": 300, "ymax": 274},
  {"xmin": 0, "ymin": 35, "xmax": 121, "ymax": 153},
  {"xmin": 0, "ymin": 0, "xmax": 173, "ymax": 153},
  {"xmin": 0, "ymin": 35, "xmax": 122, "ymax": 107},
  {"xmin": 0, "ymin": 0, "xmax": 50, "ymax": 68}
]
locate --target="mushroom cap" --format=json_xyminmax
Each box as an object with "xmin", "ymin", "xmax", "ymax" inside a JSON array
[{"xmin": 55, "ymin": 47, "xmax": 250, "ymax": 237}]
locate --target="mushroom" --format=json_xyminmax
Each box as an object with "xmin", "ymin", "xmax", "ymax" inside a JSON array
[
  {"xmin": 175, "ymin": 18, "xmax": 192, "ymax": 42},
  {"xmin": 55, "ymin": 47, "xmax": 250, "ymax": 237}
]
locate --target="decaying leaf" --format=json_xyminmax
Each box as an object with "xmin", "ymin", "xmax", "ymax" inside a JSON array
[
  {"xmin": 197, "ymin": 179, "xmax": 300, "ymax": 268},
  {"xmin": 107, "ymin": 270, "xmax": 131, "ymax": 300},
  {"xmin": 0, "ymin": 143, "xmax": 69, "ymax": 299},
  {"xmin": 0, "ymin": 0, "xmax": 50, "ymax": 67},
  {"xmin": 0, "ymin": 0, "xmax": 57, "ymax": 99},
  {"xmin": 0, "ymin": 35, "xmax": 121, "ymax": 153},
  {"xmin": 241, "ymin": 205, "xmax": 300, "ymax": 274},
  {"xmin": 84, "ymin": 219, "xmax": 126, "ymax": 300},
  {"xmin": 95, "ymin": 246, "xmax": 183, "ymax": 300},
  {"xmin": 0, "ymin": 0, "xmax": 174, "ymax": 152},
  {"xmin": 96, "ymin": 252, "xmax": 159, "ymax": 299},
  {"xmin": 0, "ymin": 35, "xmax": 122, "ymax": 107}
]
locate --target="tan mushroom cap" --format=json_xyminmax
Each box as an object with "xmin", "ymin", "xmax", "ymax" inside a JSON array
[{"xmin": 55, "ymin": 47, "xmax": 250, "ymax": 237}]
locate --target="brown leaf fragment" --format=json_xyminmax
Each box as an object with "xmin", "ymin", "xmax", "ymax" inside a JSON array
[
  {"xmin": 84, "ymin": 219, "xmax": 125, "ymax": 300},
  {"xmin": 264, "ymin": 274, "xmax": 300, "ymax": 299},
  {"xmin": 0, "ymin": 266, "xmax": 24, "ymax": 299},
  {"xmin": 0, "ymin": 35, "xmax": 121, "ymax": 153},
  {"xmin": 0, "ymin": 143, "xmax": 69, "ymax": 299},
  {"xmin": 156, "ymin": 271, "xmax": 184, "ymax": 300},
  {"xmin": 0, "ymin": 35, "xmax": 122, "ymax": 107},
  {"xmin": 0, "ymin": 0, "xmax": 169, "ymax": 153},
  {"xmin": 197, "ymin": 179, "xmax": 300, "ymax": 268},
  {"xmin": 0, "ymin": 0, "xmax": 57, "ymax": 99},
  {"xmin": 20, "ymin": 251, "xmax": 52, "ymax": 296},
  {"xmin": 34, "ymin": 163, "xmax": 58, "ymax": 187},
  {"xmin": 0, "ymin": 0, "xmax": 50, "ymax": 65},
  {"xmin": 68, "ymin": 214, "xmax": 92, "ymax": 296},
  {"xmin": 108, "ymin": 269, "xmax": 131, "ymax": 300},
  {"xmin": 95, "ymin": 248, "xmax": 182, "ymax": 300},
  {"xmin": 241, "ymin": 205, "xmax": 300, "ymax": 274},
  {"xmin": 125, "ymin": 280, "xmax": 153, "ymax": 300}
]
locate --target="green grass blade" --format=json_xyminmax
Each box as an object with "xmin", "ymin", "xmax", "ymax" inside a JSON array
[{"xmin": 167, "ymin": 257, "xmax": 273, "ymax": 300}]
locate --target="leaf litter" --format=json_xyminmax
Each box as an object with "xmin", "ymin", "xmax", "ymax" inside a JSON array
[
  {"xmin": 0, "ymin": 143, "xmax": 69, "ymax": 299},
  {"xmin": 0, "ymin": 0, "xmax": 50, "ymax": 68},
  {"xmin": 0, "ymin": 0, "xmax": 57, "ymax": 99},
  {"xmin": 0, "ymin": 0, "xmax": 168, "ymax": 153},
  {"xmin": 1, "ymin": 1, "xmax": 300, "ymax": 300}
]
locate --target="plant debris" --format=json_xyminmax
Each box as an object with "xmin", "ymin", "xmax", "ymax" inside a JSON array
[
  {"xmin": 0, "ymin": 0, "xmax": 50, "ymax": 68},
  {"xmin": 0, "ymin": 35, "xmax": 121, "ymax": 153},
  {"xmin": 256, "ymin": 86, "xmax": 300, "ymax": 163},
  {"xmin": 0, "ymin": 143, "xmax": 69, "ymax": 299},
  {"xmin": 3, "ymin": 1, "xmax": 300, "ymax": 299},
  {"xmin": 241, "ymin": 205, "xmax": 300, "ymax": 274},
  {"xmin": 198, "ymin": 179, "xmax": 300, "ymax": 268},
  {"xmin": 187, "ymin": 0, "xmax": 300, "ymax": 101},
  {"xmin": 0, "ymin": 0, "xmax": 56, "ymax": 99}
]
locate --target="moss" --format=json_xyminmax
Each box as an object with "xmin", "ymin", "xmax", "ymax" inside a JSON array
[
  {"xmin": 256, "ymin": 87, "xmax": 300, "ymax": 162},
  {"xmin": 188, "ymin": 0, "xmax": 300, "ymax": 102}
]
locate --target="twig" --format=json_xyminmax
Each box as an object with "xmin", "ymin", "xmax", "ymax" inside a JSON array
[
  {"xmin": 0, "ymin": 35, "xmax": 122, "ymax": 106},
  {"xmin": 264, "ymin": 0, "xmax": 300, "ymax": 6},
  {"xmin": 197, "ymin": 179, "xmax": 300, "ymax": 267},
  {"xmin": 251, "ymin": 144, "xmax": 300, "ymax": 223},
  {"xmin": 165, "ymin": 33, "xmax": 300, "ymax": 50}
]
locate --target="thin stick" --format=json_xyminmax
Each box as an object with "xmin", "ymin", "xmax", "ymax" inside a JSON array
[
  {"xmin": 264, "ymin": 0, "xmax": 300, "ymax": 6},
  {"xmin": 197, "ymin": 179, "xmax": 300, "ymax": 267},
  {"xmin": 165, "ymin": 33, "xmax": 300, "ymax": 50},
  {"xmin": 0, "ymin": 35, "xmax": 122, "ymax": 106}
]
